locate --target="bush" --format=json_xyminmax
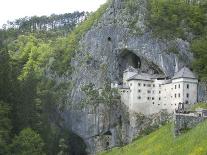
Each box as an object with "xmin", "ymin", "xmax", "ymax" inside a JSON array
[{"xmin": 10, "ymin": 128, "xmax": 45, "ymax": 155}]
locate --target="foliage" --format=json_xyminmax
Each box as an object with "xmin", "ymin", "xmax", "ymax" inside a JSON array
[
  {"xmin": 125, "ymin": 0, "xmax": 140, "ymax": 15},
  {"xmin": 100, "ymin": 82, "xmax": 120, "ymax": 106},
  {"xmin": 191, "ymin": 36, "xmax": 207, "ymax": 81},
  {"xmin": 10, "ymin": 128, "xmax": 45, "ymax": 155},
  {"xmin": 81, "ymin": 83, "xmax": 100, "ymax": 108},
  {"xmin": 0, "ymin": 1, "xmax": 110, "ymax": 153},
  {"xmin": 100, "ymin": 120, "xmax": 207, "ymax": 155},
  {"xmin": 191, "ymin": 102, "xmax": 207, "ymax": 111},
  {"xmin": 148, "ymin": 0, "xmax": 207, "ymax": 39},
  {"xmin": 8, "ymin": 35, "xmax": 52, "ymax": 80},
  {"xmin": 0, "ymin": 101, "xmax": 11, "ymax": 154},
  {"xmin": 2, "ymin": 11, "xmax": 86, "ymax": 40}
]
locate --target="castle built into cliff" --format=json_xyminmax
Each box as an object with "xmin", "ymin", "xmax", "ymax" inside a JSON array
[{"xmin": 112, "ymin": 67, "xmax": 198, "ymax": 115}]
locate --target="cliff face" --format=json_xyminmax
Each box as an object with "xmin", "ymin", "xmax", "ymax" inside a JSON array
[{"xmin": 61, "ymin": 0, "xmax": 196, "ymax": 153}]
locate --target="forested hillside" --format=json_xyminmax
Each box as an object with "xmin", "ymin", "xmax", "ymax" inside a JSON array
[{"xmin": 0, "ymin": 3, "xmax": 109, "ymax": 154}]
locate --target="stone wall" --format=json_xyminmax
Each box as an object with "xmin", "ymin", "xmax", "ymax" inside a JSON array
[{"xmin": 174, "ymin": 113, "xmax": 206, "ymax": 136}]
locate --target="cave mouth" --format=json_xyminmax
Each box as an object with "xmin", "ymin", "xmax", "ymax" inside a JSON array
[
  {"xmin": 66, "ymin": 132, "xmax": 87, "ymax": 155},
  {"xmin": 119, "ymin": 49, "xmax": 141, "ymax": 69},
  {"xmin": 117, "ymin": 48, "xmax": 165, "ymax": 83}
]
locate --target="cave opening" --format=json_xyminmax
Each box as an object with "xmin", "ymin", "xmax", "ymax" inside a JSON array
[
  {"xmin": 119, "ymin": 49, "xmax": 141, "ymax": 69},
  {"xmin": 117, "ymin": 49, "xmax": 141, "ymax": 83},
  {"xmin": 117, "ymin": 49, "xmax": 165, "ymax": 84},
  {"xmin": 68, "ymin": 132, "xmax": 87, "ymax": 155},
  {"xmin": 108, "ymin": 37, "xmax": 112, "ymax": 41}
]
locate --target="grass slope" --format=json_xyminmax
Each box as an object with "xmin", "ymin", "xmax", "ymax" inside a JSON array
[
  {"xmin": 100, "ymin": 120, "xmax": 207, "ymax": 155},
  {"xmin": 191, "ymin": 103, "xmax": 207, "ymax": 111}
]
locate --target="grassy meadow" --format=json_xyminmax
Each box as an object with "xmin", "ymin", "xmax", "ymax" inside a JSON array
[{"xmin": 100, "ymin": 120, "xmax": 207, "ymax": 155}]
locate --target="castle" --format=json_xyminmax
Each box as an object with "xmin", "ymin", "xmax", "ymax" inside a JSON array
[{"xmin": 112, "ymin": 67, "xmax": 198, "ymax": 115}]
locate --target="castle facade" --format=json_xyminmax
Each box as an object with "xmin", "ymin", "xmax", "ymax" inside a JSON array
[{"xmin": 112, "ymin": 67, "xmax": 198, "ymax": 115}]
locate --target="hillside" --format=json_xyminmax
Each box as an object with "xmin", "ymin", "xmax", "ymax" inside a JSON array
[{"xmin": 100, "ymin": 120, "xmax": 207, "ymax": 155}]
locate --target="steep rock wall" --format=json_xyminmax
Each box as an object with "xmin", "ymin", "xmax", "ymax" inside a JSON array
[{"xmin": 62, "ymin": 0, "xmax": 195, "ymax": 153}]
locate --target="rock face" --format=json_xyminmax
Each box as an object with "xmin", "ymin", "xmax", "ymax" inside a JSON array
[{"xmin": 61, "ymin": 0, "xmax": 199, "ymax": 154}]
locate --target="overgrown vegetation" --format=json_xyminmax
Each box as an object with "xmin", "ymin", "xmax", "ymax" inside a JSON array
[
  {"xmin": 100, "ymin": 120, "xmax": 207, "ymax": 155},
  {"xmin": 148, "ymin": 0, "xmax": 207, "ymax": 39},
  {"xmin": 191, "ymin": 102, "xmax": 207, "ymax": 111},
  {"xmin": 0, "ymin": 1, "xmax": 109, "ymax": 154}
]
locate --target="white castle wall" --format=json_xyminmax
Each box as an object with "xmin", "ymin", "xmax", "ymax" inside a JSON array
[{"xmin": 117, "ymin": 69, "xmax": 198, "ymax": 115}]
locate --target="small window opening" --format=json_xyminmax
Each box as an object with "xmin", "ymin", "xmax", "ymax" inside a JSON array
[
  {"xmin": 106, "ymin": 141, "xmax": 109, "ymax": 147},
  {"xmin": 107, "ymin": 37, "xmax": 111, "ymax": 41}
]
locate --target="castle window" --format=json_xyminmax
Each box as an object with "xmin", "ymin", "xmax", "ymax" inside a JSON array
[
  {"xmin": 187, "ymin": 84, "xmax": 189, "ymax": 89},
  {"xmin": 153, "ymin": 102, "xmax": 155, "ymax": 105},
  {"xmin": 175, "ymin": 94, "xmax": 177, "ymax": 98},
  {"xmin": 138, "ymin": 89, "xmax": 141, "ymax": 93},
  {"xmin": 147, "ymin": 97, "xmax": 151, "ymax": 100},
  {"xmin": 130, "ymin": 83, "xmax": 132, "ymax": 86},
  {"xmin": 158, "ymin": 104, "xmax": 160, "ymax": 106},
  {"xmin": 159, "ymin": 91, "xmax": 161, "ymax": 94},
  {"xmin": 187, "ymin": 93, "xmax": 189, "ymax": 98},
  {"xmin": 179, "ymin": 84, "xmax": 180, "ymax": 88},
  {"xmin": 147, "ymin": 90, "xmax": 151, "ymax": 94},
  {"xmin": 138, "ymin": 83, "xmax": 141, "ymax": 86},
  {"xmin": 143, "ymin": 84, "xmax": 146, "ymax": 87},
  {"xmin": 147, "ymin": 84, "xmax": 151, "ymax": 87},
  {"xmin": 138, "ymin": 96, "xmax": 141, "ymax": 100},
  {"xmin": 123, "ymin": 90, "xmax": 125, "ymax": 93},
  {"xmin": 178, "ymin": 93, "xmax": 180, "ymax": 97},
  {"xmin": 159, "ymin": 97, "xmax": 161, "ymax": 100},
  {"xmin": 153, "ymin": 84, "xmax": 155, "ymax": 87},
  {"xmin": 175, "ymin": 104, "xmax": 177, "ymax": 106},
  {"xmin": 152, "ymin": 97, "xmax": 154, "ymax": 100},
  {"xmin": 175, "ymin": 85, "xmax": 177, "ymax": 89},
  {"xmin": 159, "ymin": 84, "xmax": 161, "ymax": 87}
]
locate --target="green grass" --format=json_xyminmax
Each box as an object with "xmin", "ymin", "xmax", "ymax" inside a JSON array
[
  {"xmin": 191, "ymin": 103, "xmax": 207, "ymax": 111},
  {"xmin": 100, "ymin": 120, "xmax": 207, "ymax": 155}
]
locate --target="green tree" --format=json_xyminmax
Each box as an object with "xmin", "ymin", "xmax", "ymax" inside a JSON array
[
  {"xmin": 58, "ymin": 138, "xmax": 69, "ymax": 155},
  {"xmin": 0, "ymin": 101, "xmax": 11, "ymax": 154},
  {"xmin": 10, "ymin": 128, "xmax": 45, "ymax": 155},
  {"xmin": 191, "ymin": 37, "xmax": 207, "ymax": 81}
]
